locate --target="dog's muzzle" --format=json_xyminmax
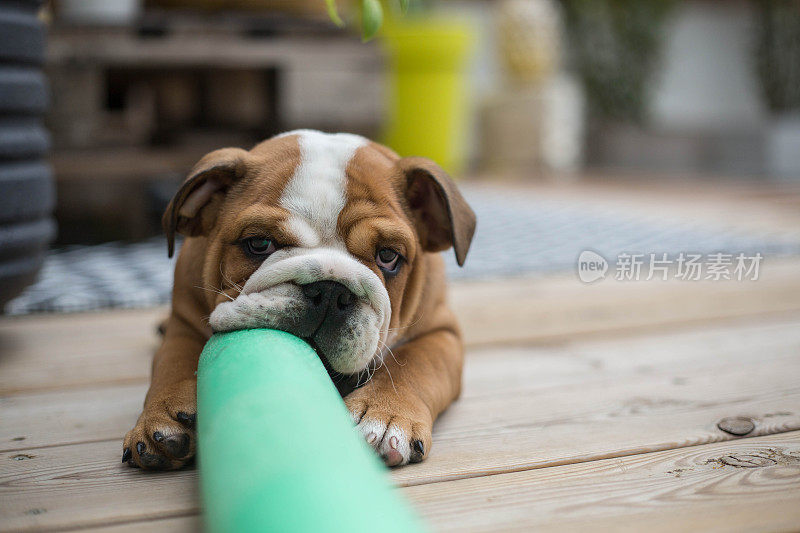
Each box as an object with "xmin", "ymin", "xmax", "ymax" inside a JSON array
[{"xmin": 208, "ymin": 247, "xmax": 391, "ymax": 374}]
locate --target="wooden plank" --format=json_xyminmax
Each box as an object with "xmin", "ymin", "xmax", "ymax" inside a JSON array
[
  {"xmin": 0, "ymin": 426, "xmax": 794, "ymax": 533},
  {"xmin": 0, "ymin": 441, "xmax": 199, "ymax": 532},
  {"xmin": 0, "ymin": 383, "xmax": 148, "ymax": 452},
  {"xmin": 2, "ymin": 259, "xmax": 800, "ymax": 396},
  {"xmin": 84, "ymin": 515, "xmax": 200, "ymax": 533},
  {"xmin": 21, "ymin": 433, "xmax": 800, "ymax": 533},
  {"xmin": 52, "ymin": 148, "xmax": 209, "ymax": 183},
  {"xmin": 3, "ymin": 317, "xmax": 799, "ymax": 453},
  {"xmin": 48, "ymin": 32, "xmax": 381, "ymax": 70},
  {"xmin": 0, "ymin": 308, "xmax": 162, "ymax": 395},
  {"xmin": 2, "ymin": 319, "xmax": 798, "ymax": 531},
  {"xmin": 393, "ymin": 353, "xmax": 800, "ymax": 486},
  {"xmin": 453, "ymin": 258, "xmax": 800, "ymax": 347},
  {"xmin": 404, "ymin": 432, "xmax": 800, "ymax": 533},
  {"xmin": 462, "ymin": 316, "xmax": 800, "ymax": 397}
]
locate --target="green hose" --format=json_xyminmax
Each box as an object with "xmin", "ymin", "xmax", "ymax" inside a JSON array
[{"xmin": 197, "ymin": 329, "xmax": 426, "ymax": 533}]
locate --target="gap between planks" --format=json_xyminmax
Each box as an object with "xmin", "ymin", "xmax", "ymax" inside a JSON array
[
  {"xmin": 95, "ymin": 432, "xmax": 800, "ymax": 533},
  {"xmin": 2, "ymin": 317, "xmax": 799, "ymax": 531},
  {"xmin": 403, "ymin": 431, "xmax": 800, "ymax": 533},
  {"xmin": 47, "ymin": 512, "xmax": 201, "ymax": 533},
  {"xmin": 2, "ymin": 263, "xmax": 799, "ymax": 530},
  {"xmin": 5, "ymin": 431, "xmax": 800, "ymax": 533},
  {"xmin": 2, "ymin": 257, "xmax": 800, "ymax": 397},
  {"xmin": 3, "ymin": 316, "xmax": 799, "ymax": 453}
]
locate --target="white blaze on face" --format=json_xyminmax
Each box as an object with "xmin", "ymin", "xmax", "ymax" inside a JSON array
[
  {"xmin": 209, "ymin": 130, "xmax": 393, "ymax": 374},
  {"xmin": 279, "ymin": 130, "xmax": 368, "ymax": 247}
]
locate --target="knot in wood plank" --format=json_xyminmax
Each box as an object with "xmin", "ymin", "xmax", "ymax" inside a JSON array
[
  {"xmin": 717, "ymin": 416, "xmax": 755, "ymax": 436},
  {"xmin": 719, "ymin": 454, "xmax": 777, "ymax": 468}
]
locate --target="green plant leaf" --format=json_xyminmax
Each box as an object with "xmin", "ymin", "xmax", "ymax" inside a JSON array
[
  {"xmin": 399, "ymin": 0, "xmax": 409, "ymax": 15},
  {"xmin": 360, "ymin": 0, "xmax": 383, "ymax": 41},
  {"xmin": 324, "ymin": 0, "xmax": 345, "ymax": 27}
]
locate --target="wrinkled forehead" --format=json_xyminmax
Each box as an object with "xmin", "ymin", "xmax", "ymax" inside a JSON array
[{"xmin": 227, "ymin": 130, "xmax": 404, "ymax": 246}]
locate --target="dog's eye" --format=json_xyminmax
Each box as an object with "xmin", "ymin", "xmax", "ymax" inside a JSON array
[
  {"xmin": 376, "ymin": 248, "xmax": 400, "ymax": 273},
  {"xmin": 243, "ymin": 237, "xmax": 276, "ymax": 257}
]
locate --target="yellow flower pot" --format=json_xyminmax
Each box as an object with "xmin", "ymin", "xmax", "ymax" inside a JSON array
[{"xmin": 381, "ymin": 16, "xmax": 474, "ymax": 176}]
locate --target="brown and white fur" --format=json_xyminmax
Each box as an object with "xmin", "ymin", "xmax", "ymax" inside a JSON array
[{"xmin": 123, "ymin": 130, "xmax": 476, "ymax": 469}]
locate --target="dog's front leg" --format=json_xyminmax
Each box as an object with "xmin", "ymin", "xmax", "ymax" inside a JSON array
[
  {"xmin": 344, "ymin": 326, "xmax": 463, "ymax": 466},
  {"xmin": 122, "ymin": 317, "xmax": 204, "ymax": 470}
]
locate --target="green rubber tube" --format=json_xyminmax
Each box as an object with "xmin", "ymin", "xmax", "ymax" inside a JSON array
[{"xmin": 197, "ymin": 329, "xmax": 427, "ymax": 533}]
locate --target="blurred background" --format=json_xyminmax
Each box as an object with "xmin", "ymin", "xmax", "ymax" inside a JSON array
[{"xmin": 2, "ymin": 0, "xmax": 800, "ymax": 314}]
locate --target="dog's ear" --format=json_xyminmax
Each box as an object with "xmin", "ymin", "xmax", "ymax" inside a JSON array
[
  {"xmin": 399, "ymin": 157, "xmax": 476, "ymax": 267},
  {"xmin": 162, "ymin": 148, "xmax": 248, "ymax": 257}
]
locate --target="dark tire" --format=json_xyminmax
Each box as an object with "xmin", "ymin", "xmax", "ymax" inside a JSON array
[
  {"xmin": 0, "ymin": 218, "xmax": 54, "ymax": 304},
  {"xmin": 0, "ymin": 161, "xmax": 55, "ymax": 223},
  {"xmin": 0, "ymin": 4, "xmax": 45, "ymax": 65},
  {"xmin": 0, "ymin": 120, "xmax": 50, "ymax": 159},
  {"xmin": 0, "ymin": 67, "xmax": 49, "ymax": 115},
  {"xmin": 0, "ymin": 0, "xmax": 53, "ymax": 310}
]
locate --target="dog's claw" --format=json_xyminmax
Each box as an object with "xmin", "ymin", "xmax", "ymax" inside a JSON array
[
  {"xmin": 412, "ymin": 440, "xmax": 424, "ymax": 456},
  {"xmin": 176, "ymin": 412, "xmax": 196, "ymax": 428},
  {"xmin": 345, "ymin": 393, "xmax": 432, "ymax": 467},
  {"xmin": 123, "ymin": 379, "xmax": 197, "ymax": 470}
]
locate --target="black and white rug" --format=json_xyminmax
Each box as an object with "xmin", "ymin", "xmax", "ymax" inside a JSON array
[{"xmin": 7, "ymin": 187, "xmax": 800, "ymax": 315}]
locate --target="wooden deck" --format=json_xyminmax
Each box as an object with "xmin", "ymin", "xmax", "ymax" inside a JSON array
[{"xmin": 2, "ymin": 255, "xmax": 800, "ymax": 532}]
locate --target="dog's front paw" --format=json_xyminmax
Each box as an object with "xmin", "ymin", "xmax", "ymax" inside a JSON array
[
  {"xmin": 344, "ymin": 388, "xmax": 432, "ymax": 467},
  {"xmin": 122, "ymin": 379, "xmax": 196, "ymax": 470}
]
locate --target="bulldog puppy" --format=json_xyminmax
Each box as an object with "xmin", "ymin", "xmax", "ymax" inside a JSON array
[{"xmin": 122, "ymin": 130, "xmax": 476, "ymax": 470}]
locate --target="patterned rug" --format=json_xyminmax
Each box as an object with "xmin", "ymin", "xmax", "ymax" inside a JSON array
[{"xmin": 7, "ymin": 187, "xmax": 800, "ymax": 315}]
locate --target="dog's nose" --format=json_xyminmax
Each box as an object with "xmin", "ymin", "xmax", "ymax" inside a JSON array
[{"xmin": 302, "ymin": 280, "xmax": 357, "ymax": 314}]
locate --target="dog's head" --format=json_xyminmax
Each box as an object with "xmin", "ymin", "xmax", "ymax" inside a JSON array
[{"xmin": 163, "ymin": 130, "xmax": 475, "ymax": 375}]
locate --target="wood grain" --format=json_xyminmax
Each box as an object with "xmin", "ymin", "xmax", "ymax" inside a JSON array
[
  {"xmin": 48, "ymin": 33, "xmax": 380, "ymax": 69},
  {"xmin": 0, "ymin": 383, "xmax": 148, "ymax": 452},
  {"xmin": 452, "ymin": 258, "xmax": 800, "ymax": 348},
  {"xmin": 3, "ymin": 432, "xmax": 798, "ymax": 532},
  {"xmin": 3, "ymin": 318, "xmax": 798, "ymax": 453},
  {"xmin": 0, "ymin": 308, "xmax": 162, "ymax": 395},
  {"xmin": 2, "ymin": 258, "xmax": 800, "ymax": 530},
  {"xmin": 404, "ymin": 432, "xmax": 800, "ymax": 533},
  {"xmin": 2, "ymin": 259, "xmax": 800, "ymax": 396},
  {"xmin": 0, "ymin": 441, "xmax": 199, "ymax": 532},
  {"xmin": 393, "ymin": 355, "xmax": 800, "ymax": 486},
  {"xmin": 2, "ymin": 319, "xmax": 799, "ymax": 531},
  {"xmin": 84, "ymin": 515, "xmax": 201, "ymax": 533}
]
